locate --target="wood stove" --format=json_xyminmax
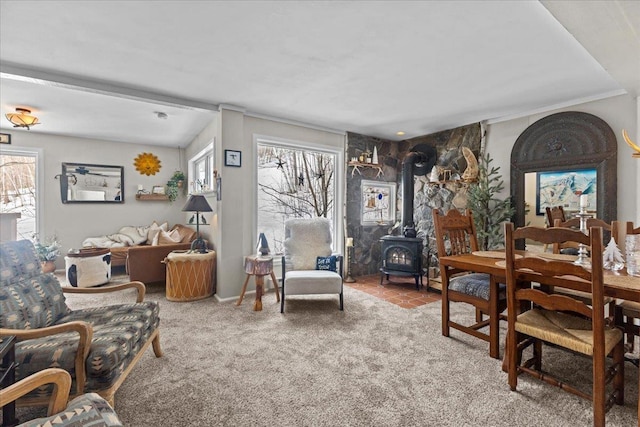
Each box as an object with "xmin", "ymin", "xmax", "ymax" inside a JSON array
[
  {"xmin": 379, "ymin": 143, "xmax": 436, "ymax": 290},
  {"xmin": 379, "ymin": 235, "xmax": 423, "ymax": 289}
]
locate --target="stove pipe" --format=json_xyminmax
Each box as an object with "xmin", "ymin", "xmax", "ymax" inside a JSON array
[{"xmin": 401, "ymin": 144, "xmax": 437, "ymax": 238}]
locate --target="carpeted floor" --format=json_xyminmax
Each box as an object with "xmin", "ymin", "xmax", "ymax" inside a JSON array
[{"xmin": 14, "ymin": 280, "xmax": 639, "ymax": 427}]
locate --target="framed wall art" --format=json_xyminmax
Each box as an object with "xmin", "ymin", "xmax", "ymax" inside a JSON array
[
  {"xmin": 361, "ymin": 180, "xmax": 396, "ymax": 225},
  {"xmin": 0, "ymin": 133, "xmax": 11, "ymax": 144},
  {"xmin": 224, "ymin": 150, "xmax": 241, "ymax": 167},
  {"xmin": 536, "ymin": 168, "xmax": 597, "ymax": 215}
]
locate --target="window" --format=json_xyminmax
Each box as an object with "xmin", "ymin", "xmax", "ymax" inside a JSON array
[
  {"xmin": 0, "ymin": 147, "xmax": 41, "ymax": 241},
  {"xmin": 189, "ymin": 142, "xmax": 214, "ymax": 193},
  {"xmin": 256, "ymin": 137, "xmax": 340, "ymax": 254}
]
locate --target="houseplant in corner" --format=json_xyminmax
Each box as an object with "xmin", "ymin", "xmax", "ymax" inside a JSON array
[
  {"xmin": 466, "ymin": 152, "xmax": 514, "ymax": 250},
  {"xmin": 33, "ymin": 234, "xmax": 61, "ymax": 273}
]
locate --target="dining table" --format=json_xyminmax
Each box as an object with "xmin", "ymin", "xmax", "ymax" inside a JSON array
[{"xmin": 438, "ymin": 249, "xmax": 640, "ymax": 414}]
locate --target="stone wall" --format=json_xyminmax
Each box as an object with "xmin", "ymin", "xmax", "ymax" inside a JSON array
[{"xmin": 346, "ymin": 124, "xmax": 481, "ymax": 277}]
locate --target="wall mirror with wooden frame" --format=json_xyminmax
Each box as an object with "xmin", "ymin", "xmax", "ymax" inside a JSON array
[
  {"xmin": 510, "ymin": 112, "xmax": 617, "ymax": 248},
  {"xmin": 59, "ymin": 162, "xmax": 124, "ymax": 203}
]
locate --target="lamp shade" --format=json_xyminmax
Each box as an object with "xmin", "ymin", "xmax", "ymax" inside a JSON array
[
  {"xmin": 182, "ymin": 194, "xmax": 213, "ymax": 212},
  {"xmin": 5, "ymin": 108, "xmax": 40, "ymax": 130}
]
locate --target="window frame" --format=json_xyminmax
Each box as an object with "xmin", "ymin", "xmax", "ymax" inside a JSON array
[
  {"xmin": 188, "ymin": 141, "xmax": 215, "ymax": 194},
  {"xmin": 253, "ymin": 134, "xmax": 344, "ymax": 255}
]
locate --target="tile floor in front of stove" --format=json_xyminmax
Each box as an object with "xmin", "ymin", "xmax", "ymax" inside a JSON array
[{"xmin": 345, "ymin": 274, "xmax": 441, "ymax": 309}]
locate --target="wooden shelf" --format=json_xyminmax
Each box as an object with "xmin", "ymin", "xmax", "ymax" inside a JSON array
[
  {"xmin": 135, "ymin": 193, "xmax": 169, "ymax": 201},
  {"xmin": 348, "ymin": 161, "xmax": 384, "ymax": 178}
]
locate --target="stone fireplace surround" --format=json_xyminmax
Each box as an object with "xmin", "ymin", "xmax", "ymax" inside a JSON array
[{"xmin": 346, "ymin": 124, "xmax": 482, "ymax": 278}]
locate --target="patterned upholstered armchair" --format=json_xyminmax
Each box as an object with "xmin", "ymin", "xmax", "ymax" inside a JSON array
[
  {"xmin": 0, "ymin": 368, "xmax": 123, "ymax": 426},
  {"xmin": 0, "ymin": 240, "xmax": 162, "ymax": 408}
]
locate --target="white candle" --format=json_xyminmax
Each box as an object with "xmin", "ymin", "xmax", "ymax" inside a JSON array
[
  {"xmin": 579, "ymin": 194, "xmax": 588, "ymax": 208},
  {"xmin": 346, "ymin": 238, "xmax": 354, "ymax": 247},
  {"xmin": 137, "ymin": 184, "xmax": 143, "ymax": 191}
]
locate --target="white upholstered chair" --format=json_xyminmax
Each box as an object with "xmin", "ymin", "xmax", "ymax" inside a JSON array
[{"xmin": 280, "ymin": 218, "xmax": 343, "ymax": 313}]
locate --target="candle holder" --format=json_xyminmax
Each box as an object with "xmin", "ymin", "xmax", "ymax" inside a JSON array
[
  {"xmin": 344, "ymin": 245, "xmax": 356, "ymax": 283},
  {"xmin": 573, "ymin": 204, "xmax": 593, "ymax": 267}
]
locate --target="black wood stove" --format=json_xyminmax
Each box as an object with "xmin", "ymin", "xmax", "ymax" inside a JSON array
[{"xmin": 379, "ymin": 144, "xmax": 436, "ymax": 290}]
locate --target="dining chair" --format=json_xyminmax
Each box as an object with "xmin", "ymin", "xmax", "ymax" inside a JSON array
[
  {"xmin": 545, "ymin": 205, "xmax": 566, "ymax": 227},
  {"xmin": 616, "ymin": 221, "xmax": 640, "ymax": 358},
  {"xmin": 551, "ymin": 218, "xmax": 620, "ymax": 317},
  {"xmin": 433, "ymin": 208, "xmax": 507, "ymax": 359},
  {"xmin": 504, "ymin": 223, "xmax": 624, "ymax": 426}
]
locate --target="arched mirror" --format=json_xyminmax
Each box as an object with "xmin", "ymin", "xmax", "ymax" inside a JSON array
[
  {"xmin": 60, "ymin": 163, "xmax": 124, "ymax": 203},
  {"xmin": 510, "ymin": 112, "xmax": 617, "ymax": 247}
]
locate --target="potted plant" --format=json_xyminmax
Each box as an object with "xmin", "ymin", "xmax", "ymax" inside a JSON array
[
  {"xmin": 466, "ymin": 152, "xmax": 514, "ymax": 251},
  {"xmin": 170, "ymin": 171, "xmax": 185, "ymax": 188},
  {"xmin": 166, "ymin": 182, "xmax": 179, "ymax": 202},
  {"xmin": 33, "ymin": 234, "xmax": 61, "ymax": 273}
]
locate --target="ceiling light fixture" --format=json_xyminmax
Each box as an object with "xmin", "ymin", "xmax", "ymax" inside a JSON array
[
  {"xmin": 396, "ymin": 131, "xmax": 406, "ymax": 136},
  {"xmin": 155, "ymin": 111, "xmax": 168, "ymax": 120},
  {"xmin": 5, "ymin": 108, "xmax": 40, "ymax": 130}
]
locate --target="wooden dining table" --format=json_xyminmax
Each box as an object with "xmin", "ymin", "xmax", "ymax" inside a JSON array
[{"xmin": 438, "ymin": 250, "xmax": 640, "ymax": 413}]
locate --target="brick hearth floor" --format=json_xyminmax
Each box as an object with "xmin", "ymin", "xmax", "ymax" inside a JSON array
[{"xmin": 345, "ymin": 274, "xmax": 441, "ymax": 309}]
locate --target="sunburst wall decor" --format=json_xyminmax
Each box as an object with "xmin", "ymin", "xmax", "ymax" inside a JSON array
[{"xmin": 134, "ymin": 152, "xmax": 161, "ymax": 176}]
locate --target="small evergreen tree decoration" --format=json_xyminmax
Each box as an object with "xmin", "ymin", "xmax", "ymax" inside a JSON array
[
  {"xmin": 603, "ymin": 237, "xmax": 625, "ymax": 270},
  {"xmin": 466, "ymin": 152, "xmax": 515, "ymax": 250}
]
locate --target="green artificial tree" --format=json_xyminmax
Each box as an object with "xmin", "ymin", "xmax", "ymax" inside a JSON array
[{"xmin": 466, "ymin": 152, "xmax": 515, "ymax": 250}]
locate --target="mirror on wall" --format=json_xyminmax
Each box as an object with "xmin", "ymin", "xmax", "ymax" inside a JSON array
[{"xmin": 60, "ymin": 163, "xmax": 124, "ymax": 203}]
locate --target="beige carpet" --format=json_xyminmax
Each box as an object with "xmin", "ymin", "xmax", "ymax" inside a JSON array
[{"xmin": 15, "ymin": 278, "xmax": 639, "ymax": 427}]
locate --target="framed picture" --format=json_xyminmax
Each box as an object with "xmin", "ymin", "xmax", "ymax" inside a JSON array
[
  {"xmin": 224, "ymin": 150, "xmax": 241, "ymax": 167},
  {"xmin": 0, "ymin": 133, "xmax": 10, "ymax": 144},
  {"xmin": 152, "ymin": 185, "xmax": 165, "ymax": 195},
  {"xmin": 536, "ymin": 168, "xmax": 597, "ymax": 215},
  {"xmin": 361, "ymin": 180, "xmax": 396, "ymax": 225}
]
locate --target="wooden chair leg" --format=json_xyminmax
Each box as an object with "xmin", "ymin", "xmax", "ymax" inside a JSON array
[
  {"xmin": 613, "ymin": 341, "xmax": 624, "ymax": 405},
  {"xmin": 442, "ymin": 279, "xmax": 450, "ymax": 337}
]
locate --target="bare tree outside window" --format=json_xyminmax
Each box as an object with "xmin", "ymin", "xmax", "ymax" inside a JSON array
[
  {"xmin": 0, "ymin": 154, "xmax": 37, "ymax": 240},
  {"xmin": 257, "ymin": 144, "xmax": 335, "ymax": 254}
]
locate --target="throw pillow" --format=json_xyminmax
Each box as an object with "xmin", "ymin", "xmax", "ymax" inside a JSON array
[
  {"xmin": 147, "ymin": 221, "xmax": 169, "ymax": 244},
  {"xmin": 153, "ymin": 229, "xmax": 181, "ymax": 245},
  {"xmin": 316, "ymin": 256, "xmax": 337, "ymax": 272}
]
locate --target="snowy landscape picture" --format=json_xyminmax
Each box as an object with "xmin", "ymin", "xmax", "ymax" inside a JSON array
[{"xmin": 536, "ymin": 168, "xmax": 597, "ymax": 215}]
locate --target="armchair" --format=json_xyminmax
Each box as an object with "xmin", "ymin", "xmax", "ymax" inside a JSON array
[
  {"xmin": 280, "ymin": 218, "xmax": 343, "ymax": 313},
  {"xmin": 0, "ymin": 240, "xmax": 162, "ymax": 408},
  {"xmin": 0, "ymin": 368, "xmax": 123, "ymax": 426}
]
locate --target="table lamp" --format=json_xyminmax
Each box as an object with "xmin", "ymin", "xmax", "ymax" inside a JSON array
[{"xmin": 182, "ymin": 194, "xmax": 213, "ymax": 253}]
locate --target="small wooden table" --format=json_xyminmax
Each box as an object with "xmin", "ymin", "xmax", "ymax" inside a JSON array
[{"xmin": 237, "ymin": 255, "xmax": 280, "ymax": 311}]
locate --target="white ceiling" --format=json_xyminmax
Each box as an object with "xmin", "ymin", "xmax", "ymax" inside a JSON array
[{"xmin": 0, "ymin": 1, "xmax": 638, "ymax": 148}]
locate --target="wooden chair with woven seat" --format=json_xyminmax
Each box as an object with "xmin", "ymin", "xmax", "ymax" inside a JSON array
[
  {"xmin": 433, "ymin": 208, "xmax": 507, "ymax": 359},
  {"xmin": 551, "ymin": 217, "xmax": 620, "ymax": 317},
  {"xmin": 545, "ymin": 205, "xmax": 566, "ymax": 227},
  {"xmin": 616, "ymin": 221, "xmax": 640, "ymax": 360},
  {"xmin": 504, "ymin": 223, "xmax": 625, "ymax": 426}
]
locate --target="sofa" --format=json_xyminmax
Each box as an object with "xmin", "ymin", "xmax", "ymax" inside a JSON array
[
  {"xmin": 83, "ymin": 222, "xmax": 197, "ymax": 284},
  {"xmin": 0, "ymin": 239, "xmax": 162, "ymax": 408}
]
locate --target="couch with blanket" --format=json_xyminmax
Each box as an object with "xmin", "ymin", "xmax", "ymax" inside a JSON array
[
  {"xmin": 82, "ymin": 221, "xmax": 197, "ymax": 283},
  {"xmin": 0, "ymin": 239, "xmax": 162, "ymax": 408}
]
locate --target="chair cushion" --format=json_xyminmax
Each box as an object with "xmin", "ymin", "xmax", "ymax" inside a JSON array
[
  {"xmin": 14, "ymin": 301, "xmax": 160, "ymax": 397},
  {"xmin": 0, "ymin": 274, "xmax": 70, "ymax": 330},
  {"xmin": 515, "ymin": 308, "xmax": 622, "ymax": 356},
  {"xmin": 620, "ymin": 300, "xmax": 640, "ymax": 318},
  {"xmin": 18, "ymin": 392, "xmax": 123, "ymax": 427},
  {"xmin": 284, "ymin": 218, "xmax": 333, "ymax": 270},
  {"xmin": 284, "ymin": 270, "xmax": 342, "ymax": 295},
  {"xmin": 449, "ymin": 273, "xmax": 505, "ymax": 300},
  {"xmin": 0, "ymin": 239, "xmax": 44, "ymax": 284}
]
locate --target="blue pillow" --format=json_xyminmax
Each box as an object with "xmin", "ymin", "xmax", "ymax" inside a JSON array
[{"xmin": 316, "ymin": 256, "xmax": 337, "ymax": 272}]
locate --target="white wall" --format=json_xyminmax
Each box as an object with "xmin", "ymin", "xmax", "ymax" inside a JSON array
[
  {"xmin": 208, "ymin": 110, "xmax": 346, "ymax": 300},
  {"xmin": 486, "ymin": 93, "xmax": 639, "ymax": 225},
  {"xmin": 3, "ymin": 130, "xmax": 189, "ymax": 269}
]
